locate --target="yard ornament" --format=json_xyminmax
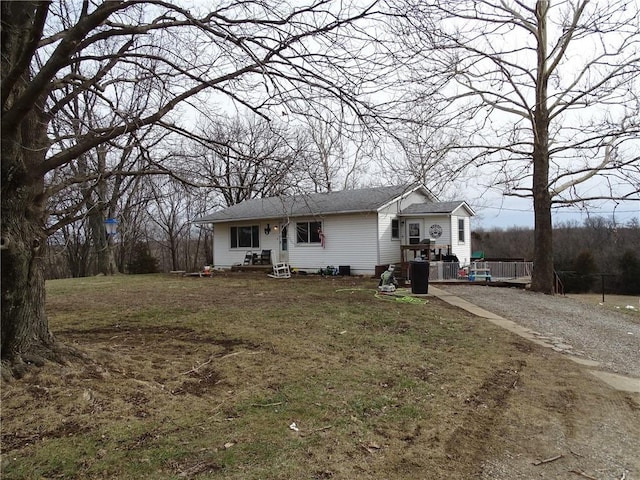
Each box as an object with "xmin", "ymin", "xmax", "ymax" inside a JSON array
[{"xmin": 378, "ymin": 265, "xmax": 398, "ymax": 293}]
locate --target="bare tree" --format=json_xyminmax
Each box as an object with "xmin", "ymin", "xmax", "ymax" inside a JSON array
[
  {"xmin": 45, "ymin": 48, "xmax": 170, "ymax": 277},
  {"xmin": 114, "ymin": 176, "xmax": 156, "ymax": 273},
  {"xmin": 299, "ymin": 108, "xmax": 366, "ymax": 192},
  {"xmin": 47, "ymin": 132, "xmax": 161, "ymax": 277},
  {"xmin": 377, "ymin": 105, "xmax": 463, "ymax": 198},
  {"xmin": 1, "ymin": 0, "xmax": 387, "ymax": 377},
  {"xmin": 391, "ymin": 0, "xmax": 640, "ymax": 293},
  {"xmin": 146, "ymin": 177, "xmax": 196, "ymax": 272},
  {"xmin": 178, "ymin": 113, "xmax": 312, "ymax": 206}
]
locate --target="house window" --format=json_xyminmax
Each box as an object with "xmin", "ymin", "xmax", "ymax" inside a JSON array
[
  {"xmin": 230, "ymin": 225, "xmax": 260, "ymax": 249},
  {"xmin": 296, "ymin": 221, "xmax": 322, "ymax": 244},
  {"xmin": 391, "ymin": 219, "xmax": 400, "ymax": 240},
  {"xmin": 458, "ymin": 219, "xmax": 465, "ymax": 243}
]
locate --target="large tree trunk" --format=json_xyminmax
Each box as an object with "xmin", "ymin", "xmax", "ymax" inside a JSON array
[
  {"xmin": 89, "ymin": 211, "xmax": 118, "ymax": 276},
  {"xmin": 1, "ymin": 119, "xmax": 58, "ymax": 377},
  {"xmin": 1, "ymin": 1, "xmax": 59, "ymax": 378},
  {"xmin": 89, "ymin": 147, "xmax": 119, "ymax": 276},
  {"xmin": 531, "ymin": 162, "xmax": 555, "ymax": 294},
  {"xmin": 530, "ymin": 85, "xmax": 554, "ymax": 294},
  {"xmin": 530, "ymin": 0, "xmax": 555, "ymax": 294}
]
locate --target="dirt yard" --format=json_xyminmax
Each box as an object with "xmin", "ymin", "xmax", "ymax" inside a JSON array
[{"xmin": 1, "ymin": 274, "xmax": 639, "ymax": 479}]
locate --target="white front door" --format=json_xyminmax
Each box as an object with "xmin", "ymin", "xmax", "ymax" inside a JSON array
[{"xmin": 408, "ymin": 221, "xmax": 422, "ymax": 245}]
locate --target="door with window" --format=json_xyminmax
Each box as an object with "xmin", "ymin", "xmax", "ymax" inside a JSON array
[
  {"xmin": 279, "ymin": 224, "xmax": 289, "ymax": 263},
  {"xmin": 408, "ymin": 221, "xmax": 422, "ymax": 245}
]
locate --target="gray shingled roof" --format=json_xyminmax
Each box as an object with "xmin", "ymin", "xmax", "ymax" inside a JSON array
[
  {"xmin": 400, "ymin": 201, "xmax": 474, "ymax": 216},
  {"xmin": 195, "ymin": 185, "xmax": 428, "ymax": 223}
]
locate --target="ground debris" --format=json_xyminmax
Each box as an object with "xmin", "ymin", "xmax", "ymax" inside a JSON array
[
  {"xmin": 532, "ymin": 453, "xmax": 563, "ymax": 465},
  {"xmin": 181, "ymin": 357, "xmax": 213, "ymax": 375},
  {"xmin": 570, "ymin": 469, "xmax": 599, "ymax": 480},
  {"xmin": 176, "ymin": 460, "xmax": 221, "ymax": 478},
  {"xmin": 360, "ymin": 442, "xmax": 382, "ymax": 454}
]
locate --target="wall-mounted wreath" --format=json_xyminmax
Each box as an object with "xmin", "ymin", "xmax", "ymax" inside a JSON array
[{"xmin": 429, "ymin": 224, "xmax": 443, "ymax": 238}]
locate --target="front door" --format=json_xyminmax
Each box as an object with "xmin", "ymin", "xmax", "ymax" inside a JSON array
[
  {"xmin": 408, "ymin": 221, "xmax": 422, "ymax": 245},
  {"xmin": 278, "ymin": 224, "xmax": 289, "ymax": 263}
]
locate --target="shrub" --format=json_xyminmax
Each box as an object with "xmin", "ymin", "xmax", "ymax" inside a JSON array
[
  {"xmin": 557, "ymin": 250, "xmax": 597, "ymax": 293},
  {"xmin": 126, "ymin": 242, "xmax": 159, "ymax": 274},
  {"xmin": 619, "ymin": 250, "xmax": 640, "ymax": 295}
]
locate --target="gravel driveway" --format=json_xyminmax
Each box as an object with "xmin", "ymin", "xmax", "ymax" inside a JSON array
[{"xmin": 435, "ymin": 284, "xmax": 640, "ymax": 379}]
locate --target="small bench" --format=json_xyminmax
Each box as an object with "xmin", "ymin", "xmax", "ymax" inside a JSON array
[{"xmin": 469, "ymin": 268, "xmax": 491, "ymax": 282}]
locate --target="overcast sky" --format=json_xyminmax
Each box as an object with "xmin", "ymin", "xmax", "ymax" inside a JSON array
[{"xmin": 473, "ymin": 195, "xmax": 639, "ymax": 230}]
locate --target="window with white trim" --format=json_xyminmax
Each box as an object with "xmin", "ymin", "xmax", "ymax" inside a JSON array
[
  {"xmin": 391, "ymin": 219, "xmax": 400, "ymax": 240},
  {"xmin": 458, "ymin": 219, "xmax": 465, "ymax": 243},
  {"xmin": 230, "ymin": 225, "xmax": 260, "ymax": 248},
  {"xmin": 296, "ymin": 221, "xmax": 322, "ymax": 244}
]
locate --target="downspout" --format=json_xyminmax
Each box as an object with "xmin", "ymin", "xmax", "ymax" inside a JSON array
[{"xmin": 376, "ymin": 212, "xmax": 381, "ymax": 267}]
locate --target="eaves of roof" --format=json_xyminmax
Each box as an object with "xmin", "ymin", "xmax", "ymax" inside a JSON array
[{"xmin": 193, "ymin": 184, "xmax": 434, "ymax": 224}]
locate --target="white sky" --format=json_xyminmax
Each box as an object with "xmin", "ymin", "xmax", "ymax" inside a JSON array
[
  {"xmin": 160, "ymin": 1, "xmax": 640, "ymax": 231},
  {"xmin": 473, "ymin": 195, "xmax": 639, "ymax": 229}
]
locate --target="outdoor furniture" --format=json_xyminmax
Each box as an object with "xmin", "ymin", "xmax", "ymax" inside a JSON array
[
  {"xmin": 268, "ymin": 263, "xmax": 291, "ymax": 278},
  {"xmin": 469, "ymin": 267, "xmax": 491, "ymax": 281},
  {"xmin": 243, "ymin": 251, "xmax": 253, "ymax": 265},
  {"xmin": 258, "ymin": 249, "xmax": 272, "ymax": 265}
]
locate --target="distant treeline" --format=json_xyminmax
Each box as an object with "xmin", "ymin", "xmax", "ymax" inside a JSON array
[{"xmin": 472, "ymin": 217, "xmax": 640, "ymax": 295}]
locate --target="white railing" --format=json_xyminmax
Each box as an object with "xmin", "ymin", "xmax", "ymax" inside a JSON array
[
  {"xmin": 428, "ymin": 262, "xmax": 462, "ymax": 280},
  {"xmin": 426, "ymin": 261, "xmax": 534, "ymax": 281}
]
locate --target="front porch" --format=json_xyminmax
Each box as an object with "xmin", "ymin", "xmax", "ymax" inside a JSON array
[
  {"xmin": 398, "ymin": 243, "xmax": 453, "ymax": 280},
  {"xmin": 400, "ymin": 243, "xmax": 454, "ymax": 264}
]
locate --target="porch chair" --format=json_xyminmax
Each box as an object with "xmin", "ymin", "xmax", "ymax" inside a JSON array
[
  {"xmin": 268, "ymin": 262, "xmax": 291, "ymax": 279},
  {"xmin": 258, "ymin": 249, "xmax": 272, "ymax": 265},
  {"xmin": 243, "ymin": 251, "xmax": 253, "ymax": 265}
]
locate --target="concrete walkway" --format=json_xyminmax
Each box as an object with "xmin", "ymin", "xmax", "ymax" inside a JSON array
[{"xmin": 428, "ymin": 285, "xmax": 640, "ymax": 394}]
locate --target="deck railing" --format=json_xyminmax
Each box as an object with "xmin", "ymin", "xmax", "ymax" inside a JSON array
[{"xmin": 426, "ymin": 261, "xmax": 534, "ymax": 282}]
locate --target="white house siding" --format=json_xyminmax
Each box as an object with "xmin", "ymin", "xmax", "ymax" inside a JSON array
[
  {"xmin": 376, "ymin": 192, "xmax": 432, "ymax": 266},
  {"xmin": 212, "ymin": 221, "xmax": 282, "ymax": 269},
  {"xmin": 424, "ymin": 216, "xmax": 452, "ymax": 247},
  {"xmin": 212, "ymin": 224, "xmax": 231, "ymax": 269},
  {"xmin": 287, "ymin": 213, "xmax": 379, "ymax": 275},
  {"xmin": 449, "ymin": 212, "xmax": 472, "ymax": 266},
  {"xmin": 377, "ymin": 212, "xmax": 402, "ymax": 266},
  {"xmin": 395, "ymin": 190, "xmax": 432, "ymax": 211}
]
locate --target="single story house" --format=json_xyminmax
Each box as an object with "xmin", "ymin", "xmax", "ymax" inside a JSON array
[{"xmin": 194, "ymin": 184, "xmax": 475, "ymax": 276}]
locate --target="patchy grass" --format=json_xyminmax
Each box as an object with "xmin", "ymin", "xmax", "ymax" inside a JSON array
[
  {"xmin": 565, "ymin": 292, "xmax": 640, "ymax": 320},
  {"xmin": 2, "ymin": 273, "xmax": 639, "ymax": 479}
]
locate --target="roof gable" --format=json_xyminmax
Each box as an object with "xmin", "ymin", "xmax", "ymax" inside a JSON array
[
  {"xmin": 400, "ymin": 201, "xmax": 475, "ymax": 216},
  {"xmin": 195, "ymin": 185, "xmax": 434, "ymax": 223}
]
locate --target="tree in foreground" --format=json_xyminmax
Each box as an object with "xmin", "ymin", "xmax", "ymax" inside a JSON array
[
  {"xmin": 0, "ymin": 0, "xmax": 387, "ymax": 377},
  {"xmin": 391, "ymin": 0, "xmax": 640, "ymax": 293}
]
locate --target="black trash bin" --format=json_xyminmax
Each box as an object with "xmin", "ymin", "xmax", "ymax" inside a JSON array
[{"xmin": 410, "ymin": 259, "xmax": 430, "ymax": 294}]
